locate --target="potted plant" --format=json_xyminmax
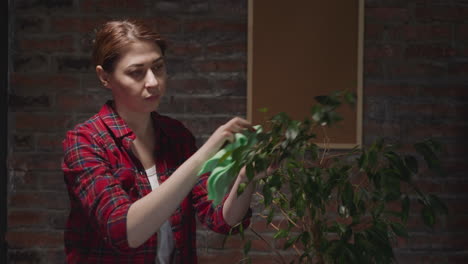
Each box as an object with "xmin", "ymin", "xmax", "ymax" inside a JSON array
[{"xmin": 210, "ymin": 91, "xmax": 447, "ymax": 264}]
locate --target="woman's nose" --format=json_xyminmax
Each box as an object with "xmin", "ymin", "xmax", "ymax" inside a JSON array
[{"xmin": 145, "ymin": 69, "xmax": 159, "ymax": 88}]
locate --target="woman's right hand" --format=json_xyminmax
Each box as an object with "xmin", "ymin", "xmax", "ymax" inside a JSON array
[{"xmin": 199, "ymin": 117, "xmax": 253, "ymax": 160}]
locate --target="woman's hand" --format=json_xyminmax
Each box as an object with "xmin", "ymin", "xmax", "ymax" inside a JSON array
[
  {"xmin": 199, "ymin": 117, "xmax": 253, "ymax": 160},
  {"xmin": 237, "ymin": 163, "xmax": 279, "ymax": 183}
]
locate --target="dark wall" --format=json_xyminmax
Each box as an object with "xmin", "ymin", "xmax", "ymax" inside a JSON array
[{"xmin": 6, "ymin": 0, "xmax": 468, "ymax": 263}]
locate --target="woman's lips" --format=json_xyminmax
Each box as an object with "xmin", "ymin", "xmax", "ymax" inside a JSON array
[{"xmin": 145, "ymin": 95, "xmax": 160, "ymax": 101}]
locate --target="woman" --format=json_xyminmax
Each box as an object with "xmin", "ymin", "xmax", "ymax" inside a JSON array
[{"xmin": 62, "ymin": 20, "xmax": 257, "ymax": 263}]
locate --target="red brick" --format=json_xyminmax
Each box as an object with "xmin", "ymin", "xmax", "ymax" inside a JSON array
[
  {"xmin": 36, "ymin": 134, "xmax": 64, "ymax": 152},
  {"xmin": 11, "ymin": 73, "xmax": 80, "ymax": 91},
  {"xmin": 13, "ymin": 133, "xmax": 34, "ymax": 151},
  {"xmin": 159, "ymin": 96, "xmax": 246, "ymax": 115},
  {"xmin": 9, "ymin": 191, "xmax": 68, "ymax": 210},
  {"xmin": 6, "ymin": 230, "xmax": 63, "ymax": 249},
  {"xmin": 184, "ymin": 20, "xmax": 246, "ymax": 33},
  {"xmin": 139, "ymin": 17, "xmax": 182, "ymax": 34},
  {"xmin": 10, "ymin": 169, "xmax": 39, "ymax": 191},
  {"xmin": 18, "ymin": 36, "xmax": 74, "ymax": 52},
  {"xmin": 193, "ymin": 60, "xmax": 246, "ymax": 72},
  {"xmin": 456, "ymin": 24, "xmax": 468, "ymax": 41},
  {"xmin": 449, "ymin": 62, "xmax": 468, "ymax": 75},
  {"xmin": 206, "ymin": 43, "xmax": 246, "ymax": 54},
  {"xmin": 365, "ymin": 23, "xmax": 385, "ymax": 40},
  {"xmin": 414, "ymin": 6, "xmax": 468, "ymax": 21},
  {"xmin": 387, "ymin": 60, "xmax": 447, "ymax": 78},
  {"xmin": 39, "ymin": 171, "xmax": 67, "ymax": 192},
  {"xmin": 55, "ymin": 93, "xmax": 103, "ymax": 112},
  {"xmin": 166, "ymin": 42, "xmax": 203, "ymax": 57},
  {"xmin": 50, "ymin": 17, "xmax": 108, "ymax": 33},
  {"xmin": 8, "ymin": 210, "xmax": 49, "ymax": 228},
  {"xmin": 214, "ymin": 79, "xmax": 246, "ymax": 96},
  {"xmin": 178, "ymin": 116, "xmax": 230, "ymax": 135},
  {"xmin": 366, "ymin": 8, "xmax": 409, "ymax": 22},
  {"xmin": 406, "ymin": 44, "xmax": 456, "ymax": 58},
  {"xmin": 363, "ymin": 60, "xmax": 382, "ymax": 76},
  {"xmin": 80, "ymin": 0, "xmax": 145, "ymax": 12},
  {"xmin": 14, "ymin": 0, "xmax": 73, "ymax": 11},
  {"xmin": 10, "ymin": 153, "xmax": 63, "ymax": 171},
  {"xmin": 167, "ymin": 79, "xmax": 213, "ymax": 95},
  {"xmin": 14, "ymin": 112, "xmax": 72, "ymax": 132},
  {"xmin": 9, "ymin": 94, "xmax": 50, "ymax": 110},
  {"xmin": 446, "ymin": 198, "xmax": 468, "ymax": 214},
  {"xmin": 363, "ymin": 120, "xmax": 401, "ymax": 137},
  {"xmin": 388, "ymin": 24, "xmax": 452, "ymax": 41},
  {"xmin": 365, "ymin": 44, "xmax": 404, "ymax": 59},
  {"xmin": 198, "ymin": 252, "xmax": 243, "ymax": 263}
]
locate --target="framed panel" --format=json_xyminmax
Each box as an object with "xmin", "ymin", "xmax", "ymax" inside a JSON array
[{"xmin": 247, "ymin": 0, "xmax": 363, "ymax": 149}]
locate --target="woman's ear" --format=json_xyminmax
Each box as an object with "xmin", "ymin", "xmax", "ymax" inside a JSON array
[{"xmin": 96, "ymin": 65, "xmax": 110, "ymax": 89}]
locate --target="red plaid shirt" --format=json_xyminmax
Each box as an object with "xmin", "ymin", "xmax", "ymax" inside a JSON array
[{"xmin": 62, "ymin": 101, "xmax": 251, "ymax": 263}]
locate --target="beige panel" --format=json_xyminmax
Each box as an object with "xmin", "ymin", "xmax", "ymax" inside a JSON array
[{"xmin": 248, "ymin": 0, "xmax": 363, "ymax": 148}]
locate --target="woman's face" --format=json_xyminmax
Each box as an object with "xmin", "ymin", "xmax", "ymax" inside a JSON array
[{"xmin": 105, "ymin": 40, "xmax": 167, "ymax": 114}]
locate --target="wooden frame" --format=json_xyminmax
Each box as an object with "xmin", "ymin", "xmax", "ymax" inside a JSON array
[{"xmin": 247, "ymin": 0, "xmax": 363, "ymax": 149}]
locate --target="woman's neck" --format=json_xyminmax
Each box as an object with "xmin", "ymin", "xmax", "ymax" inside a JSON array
[{"xmin": 115, "ymin": 103, "xmax": 153, "ymax": 138}]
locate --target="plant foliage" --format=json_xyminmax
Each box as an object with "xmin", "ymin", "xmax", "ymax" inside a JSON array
[{"xmin": 228, "ymin": 91, "xmax": 447, "ymax": 264}]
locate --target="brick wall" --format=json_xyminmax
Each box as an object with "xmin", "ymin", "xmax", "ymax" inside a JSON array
[
  {"xmin": 363, "ymin": 1, "xmax": 468, "ymax": 263},
  {"xmin": 6, "ymin": 0, "xmax": 468, "ymax": 263}
]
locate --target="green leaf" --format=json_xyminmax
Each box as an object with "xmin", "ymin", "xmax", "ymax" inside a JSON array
[
  {"xmin": 368, "ymin": 149, "xmax": 378, "ymax": 170},
  {"xmin": 239, "ymin": 222, "xmax": 245, "ymax": 240},
  {"xmin": 294, "ymin": 197, "xmax": 305, "ymax": 217},
  {"xmin": 258, "ymin": 107, "xmax": 269, "ymax": 113},
  {"xmin": 266, "ymin": 207, "xmax": 275, "ymax": 225},
  {"xmin": 246, "ymin": 163, "xmax": 255, "ymax": 181},
  {"xmin": 401, "ymin": 195, "xmax": 410, "ymax": 223},
  {"xmin": 285, "ymin": 121, "xmax": 300, "ymax": 141},
  {"xmin": 237, "ymin": 182, "xmax": 247, "ymax": 196},
  {"xmin": 218, "ymin": 149, "xmax": 233, "ymax": 164},
  {"xmin": 284, "ymin": 234, "xmax": 300, "ymax": 250},
  {"xmin": 358, "ymin": 151, "xmax": 368, "ymax": 170},
  {"xmin": 311, "ymin": 105, "xmax": 324, "ymax": 122},
  {"xmin": 414, "ymin": 140, "xmax": 443, "ymax": 176},
  {"xmin": 342, "ymin": 182, "xmax": 354, "ymax": 207},
  {"xmin": 273, "ymin": 229, "xmax": 289, "ymax": 239},
  {"xmin": 269, "ymin": 171, "xmax": 282, "ymax": 189},
  {"xmin": 428, "ymin": 194, "xmax": 448, "ymax": 215},
  {"xmin": 422, "ymin": 205, "xmax": 436, "ymax": 228},
  {"xmin": 344, "ymin": 91, "xmax": 357, "ymax": 105},
  {"xmin": 315, "ymin": 95, "xmax": 341, "ymax": 107},
  {"xmin": 390, "ymin": 222, "xmax": 408, "ymax": 238},
  {"xmin": 300, "ymin": 231, "xmax": 311, "ymax": 247},
  {"xmin": 262, "ymin": 184, "xmax": 273, "ymax": 207},
  {"xmin": 404, "ymin": 155, "xmax": 418, "ymax": 174},
  {"xmin": 243, "ymin": 239, "xmax": 252, "ymax": 255}
]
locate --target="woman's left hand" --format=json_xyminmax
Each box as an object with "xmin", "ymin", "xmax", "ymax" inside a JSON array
[{"xmin": 238, "ymin": 163, "xmax": 279, "ymax": 183}]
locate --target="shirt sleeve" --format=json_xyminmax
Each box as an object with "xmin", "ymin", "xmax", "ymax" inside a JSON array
[
  {"xmin": 192, "ymin": 173, "xmax": 252, "ymax": 235},
  {"xmin": 182, "ymin": 129, "xmax": 252, "ymax": 235},
  {"xmin": 62, "ymin": 128, "xmax": 135, "ymax": 253}
]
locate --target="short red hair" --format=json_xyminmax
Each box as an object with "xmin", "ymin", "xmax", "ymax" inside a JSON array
[{"xmin": 92, "ymin": 20, "xmax": 167, "ymax": 72}]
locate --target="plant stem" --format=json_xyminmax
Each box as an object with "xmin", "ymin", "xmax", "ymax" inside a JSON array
[
  {"xmin": 250, "ymin": 227, "xmax": 287, "ymax": 263},
  {"xmin": 308, "ymin": 206, "xmax": 325, "ymax": 264}
]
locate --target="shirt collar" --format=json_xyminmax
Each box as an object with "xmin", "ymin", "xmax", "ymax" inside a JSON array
[
  {"xmin": 98, "ymin": 101, "xmax": 168, "ymax": 155},
  {"xmin": 98, "ymin": 101, "xmax": 135, "ymax": 139}
]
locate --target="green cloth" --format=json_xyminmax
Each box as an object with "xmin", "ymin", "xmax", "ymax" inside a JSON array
[{"xmin": 198, "ymin": 125, "xmax": 262, "ymax": 205}]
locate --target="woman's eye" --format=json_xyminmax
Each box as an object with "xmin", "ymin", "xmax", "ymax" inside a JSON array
[
  {"xmin": 153, "ymin": 64, "xmax": 165, "ymax": 72},
  {"xmin": 129, "ymin": 70, "xmax": 143, "ymax": 77}
]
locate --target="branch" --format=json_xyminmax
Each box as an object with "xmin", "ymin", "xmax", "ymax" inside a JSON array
[{"xmin": 250, "ymin": 227, "xmax": 288, "ymax": 264}]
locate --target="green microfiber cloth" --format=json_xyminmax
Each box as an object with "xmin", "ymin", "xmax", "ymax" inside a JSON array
[{"xmin": 198, "ymin": 125, "xmax": 262, "ymax": 205}]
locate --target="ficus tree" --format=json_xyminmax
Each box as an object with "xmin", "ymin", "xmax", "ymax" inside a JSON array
[{"xmin": 219, "ymin": 91, "xmax": 447, "ymax": 264}]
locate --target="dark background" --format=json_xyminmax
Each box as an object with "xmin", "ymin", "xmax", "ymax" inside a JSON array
[{"xmin": 5, "ymin": 0, "xmax": 468, "ymax": 263}]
